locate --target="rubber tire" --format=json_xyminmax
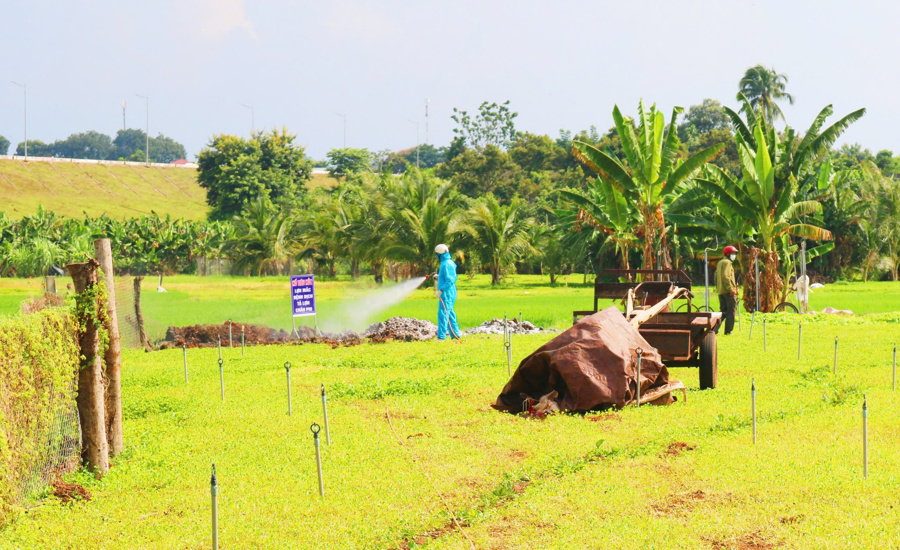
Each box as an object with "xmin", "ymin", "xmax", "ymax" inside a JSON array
[
  {"xmin": 676, "ymin": 302, "xmax": 696, "ymax": 313},
  {"xmin": 699, "ymin": 331, "xmax": 718, "ymax": 390},
  {"xmin": 774, "ymin": 302, "xmax": 799, "ymax": 313}
]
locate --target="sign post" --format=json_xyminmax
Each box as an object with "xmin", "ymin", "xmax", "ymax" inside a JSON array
[{"xmin": 290, "ymin": 274, "xmax": 318, "ymax": 336}]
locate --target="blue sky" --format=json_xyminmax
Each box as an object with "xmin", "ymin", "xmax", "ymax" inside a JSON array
[{"xmin": 0, "ymin": 0, "xmax": 894, "ymax": 160}]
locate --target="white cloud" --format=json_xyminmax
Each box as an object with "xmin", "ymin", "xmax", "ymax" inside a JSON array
[{"xmin": 194, "ymin": 0, "xmax": 258, "ymax": 40}]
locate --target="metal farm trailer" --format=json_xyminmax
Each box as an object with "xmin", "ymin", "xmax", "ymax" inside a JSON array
[{"xmin": 574, "ymin": 269, "xmax": 721, "ymax": 389}]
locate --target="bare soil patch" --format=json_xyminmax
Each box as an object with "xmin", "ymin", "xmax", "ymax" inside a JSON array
[
  {"xmin": 50, "ymin": 479, "xmax": 91, "ymax": 504},
  {"xmin": 660, "ymin": 441, "xmax": 697, "ymax": 457}
]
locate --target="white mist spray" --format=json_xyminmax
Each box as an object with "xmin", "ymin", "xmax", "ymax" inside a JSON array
[{"xmin": 321, "ymin": 277, "xmax": 427, "ymax": 332}]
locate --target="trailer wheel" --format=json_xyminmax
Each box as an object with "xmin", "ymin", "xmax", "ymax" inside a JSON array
[
  {"xmin": 774, "ymin": 302, "xmax": 799, "ymax": 313},
  {"xmin": 699, "ymin": 331, "xmax": 717, "ymax": 390}
]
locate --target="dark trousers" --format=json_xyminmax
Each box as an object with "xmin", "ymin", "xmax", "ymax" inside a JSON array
[{"xmin": 719, "ymin": 293, "xmax": 736, "ymax": 335}]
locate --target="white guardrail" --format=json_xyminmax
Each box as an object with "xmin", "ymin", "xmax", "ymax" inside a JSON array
[{"xmin": 0, "ymin": 155, "xmax": 198, "ymax": 169}]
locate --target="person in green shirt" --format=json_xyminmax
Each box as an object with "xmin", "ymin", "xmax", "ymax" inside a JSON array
[{"xmin": 715, "ymin": 245, "xmax": 739, "ymax": 335}]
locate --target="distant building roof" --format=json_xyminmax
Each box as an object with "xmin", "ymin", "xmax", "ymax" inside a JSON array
[{"xmin": 171, "ymin": 158, "xmax": 189, "ymax": 165}]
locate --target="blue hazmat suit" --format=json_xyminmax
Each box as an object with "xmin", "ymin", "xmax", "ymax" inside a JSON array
[{"xmin": 436, "ymin": 251, "xmax": 461, "ymax": 339}]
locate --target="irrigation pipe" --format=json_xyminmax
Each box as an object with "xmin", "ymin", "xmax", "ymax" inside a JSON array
[{"xmin": 385, "ymin": 403, "xmax": 475, "ymax": 550}]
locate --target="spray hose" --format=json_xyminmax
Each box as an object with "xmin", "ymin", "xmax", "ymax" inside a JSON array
[{"xmin": 439, "ymin": 293, "xmax": 461, "ymax": 339}]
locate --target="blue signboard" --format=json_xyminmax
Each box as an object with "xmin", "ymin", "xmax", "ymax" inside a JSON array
[{"xmin": 290, "ymin": 274, "xmax": 316, "ymax": 317}]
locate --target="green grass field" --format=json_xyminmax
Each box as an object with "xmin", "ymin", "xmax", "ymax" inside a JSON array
[
  {"xmin": 0, "ymin": 160, "xmax": 337, "ymax": 220},
  {"xmin": 3, "ymin": 275, "xmax": 900, "ymax": 338},
  {"xmin": 1, "ymin": 305, "xmax": 899, "ymax": 548}
]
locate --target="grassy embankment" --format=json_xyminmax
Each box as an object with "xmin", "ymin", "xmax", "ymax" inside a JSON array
[
  {"xmin": 0, "ymin": 298, "xmax": 898, "ymax": 548},
  {"xmin": 0, "ymin": 159, "xmax": 337, "ymax": 220}
]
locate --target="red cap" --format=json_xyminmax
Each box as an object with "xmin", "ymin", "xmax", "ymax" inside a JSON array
[{"xmin": 723, "ymin": 246, "xmax": 738, "ymax": 256}]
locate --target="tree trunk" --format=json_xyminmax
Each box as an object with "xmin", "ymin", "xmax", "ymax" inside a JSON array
[
  {"xmin": 491, "ymin": 265, "xmax": 499, "ymax": 285},
  {"xmin": 351, "ymin": 259, "xmax": 360, "ymax": 279},
  {"xmin": 373, "ymin": 261, "xmax": 384, "ymax": 284},
  {"xmin": 549, "ymin": 271, "xmax": 556, "ymax": 284},
  {"xmin": 134, "ymin": 276, "xmax": 153, "ymax": 351},
  {"xmin": 94, "ymin": 239, "xmax": 123, "ymax": 456},
  {"xmin": 66, "ymin": 259, "xmax": 110, "ymax": 475},
  {"xmin": 640, "ymin": 204, "xmax": 655, "ymax": 273}
]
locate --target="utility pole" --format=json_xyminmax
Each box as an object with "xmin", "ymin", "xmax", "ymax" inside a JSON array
[
  {"xmin": 10, "ymin": 81, "xmax": 26, "ymax": 159},
  {"xmin": 122, "ymin": 100, "xmax": 126, "ymax": 131},
  {"xmin": 136, "ymin": 94, "xmax": 149, "ymax": 164},
  {"xmin": 425, "ymin": 98, "xmax": 429, "ymax": 145},
  {"xmin": 241, "ymin": 103, "xmax": 255, "ymax": 134}
]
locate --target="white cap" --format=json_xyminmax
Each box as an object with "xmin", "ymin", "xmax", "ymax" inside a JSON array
[{"xmin": 434, "ymin": 244, "xmax": 449, "ymax": 254}]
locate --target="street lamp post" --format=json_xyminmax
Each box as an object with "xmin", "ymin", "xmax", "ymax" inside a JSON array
[
  {"xmin": 10, "ymin": 81, "xmax": 26, "ymax": 159},
  {"xmin": 136, "ymin": 94, "xmax": 149, "ymax": 164},
  {"xmin": 334, "ymin": 112, "xmax": 346, "ymax": 148},
  {"xmin": 241, "ymin": 104, "xmax": 255, "ymax": 134},
  {"xmin": 407, "ymin": 119, "xmax": 419, "ymax": 168}
]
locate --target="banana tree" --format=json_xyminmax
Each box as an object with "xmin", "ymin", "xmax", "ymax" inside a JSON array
[
  {"xmin": 572, "ymin": 100, "xmax": 724, "ymax": 273},
  {"xmin": 694, "ymin": 123, "xmax": 834, "ymax": 311},
  {"xmin": 560, "ymin": 177, "xmax": 638, "ymax": 276}
]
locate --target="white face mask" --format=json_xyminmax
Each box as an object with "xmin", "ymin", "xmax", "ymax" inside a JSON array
[{"xmin": 729, "ymin": 254, "xmax": 736, "ymax": 261}]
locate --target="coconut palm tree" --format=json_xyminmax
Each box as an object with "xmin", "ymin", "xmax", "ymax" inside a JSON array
[
  {"xmin": 453, "ymin": 195, "xmax": 535, "ymax": 285},
  {"xmin": 572, "ymin": 100, "xmax": 725, "ymax": 272},
  {"xmin": 223, "ymin": 197, "xmax": 298, "ymax": 276},
  {"xmin": 738, "ymin": 65, "xmax": 794, "ymax": 124},
  {"xmin": 860, "ymin": 162, "xmax": 900, "ymax": 281},
  {"xmin": 380, "ymin": 169, "xmax": 464, "ymax": 276}
]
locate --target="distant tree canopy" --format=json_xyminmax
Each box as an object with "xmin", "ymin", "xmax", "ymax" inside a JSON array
[
  {"xmin": 0, "ymin": 135, "xmax": 9, "ymax": 156},
  {"xmin": 11, "ymin": 128, "xmax": 186, "ymax": 162},
  {"xmin": 52, "ymin": 131, "xmax": 114, "ymax": 160},
  {"xmin": 198, "ymin": 128, "xmax": 313, "ymax": 221},
  {"xmin": 451, "ymin": 100, "xmax": 518, "ymax": 150},
  {"xmin": 326, "ymin": 148, "xmax": 375, "ymax": 179},
  {"xmin": 112, "ymin": 129, "xmax": 187, "ymax": 163},
  {"xmin": 15, "ymin": 140, "xmax": 53, "ymax": 157},
  {"xmin": 381, "ymin": 144, "xmax": 447, "ymax": 173}
]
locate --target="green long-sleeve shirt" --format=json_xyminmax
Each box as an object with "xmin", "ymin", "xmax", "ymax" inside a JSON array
[{"xmin": 715, "ymin": 258, "xmax": 737, "ymax": 295}]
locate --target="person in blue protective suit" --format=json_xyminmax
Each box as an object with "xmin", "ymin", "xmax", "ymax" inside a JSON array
[{"xmin": 434, "ymin": 244, "xmax": 461, "ymax": 340}]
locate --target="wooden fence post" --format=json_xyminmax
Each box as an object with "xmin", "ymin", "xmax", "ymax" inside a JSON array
[
  {"xmin": 65, "ymin": 259, "xmax": 110, "ymax": 474},
  {"xmin": 94, "ymin": 238, "xmax": 123, "ymax": 456},
  {"xmin": 133, "ymin": 276, "xmax": 153, "ymax": 351}
]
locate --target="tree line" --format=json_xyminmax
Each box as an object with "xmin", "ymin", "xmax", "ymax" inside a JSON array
[
  {"xmin": 6, "ymin": 66, "xmax": 900, "ymax": 312},
  {"xmin": 0, "ymin": 128, "xmax": 186, "ymax": 163}
]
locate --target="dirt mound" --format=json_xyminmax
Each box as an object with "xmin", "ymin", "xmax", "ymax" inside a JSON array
[
  {"xmin": 363, "ymin": 316, "xmax": 437, "ymax": 341},
  {"xmin": 464, "ymin": 317, "xmax": 555, "ymax": 335},
  {"xmin": 159, "ymin": 322, "xmax": 307, "ymax": 349},
  {"xmin": 158, "ymin": 317, "xmax": 436, "ymax": 349},
  {"xmin": 51, "ymin": 479, "xmax": 91, "ymax": 504}
]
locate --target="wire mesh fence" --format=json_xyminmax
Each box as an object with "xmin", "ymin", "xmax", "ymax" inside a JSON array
[
  {"xmin": 196, "ymin": 257, "xmax": 232, "ymax": 277},
  {"xmin": 10, "ymin": 387, "xmax": 81, "ymax": 504},
  {"xmin": 114, "ymin": 278, "xmax": 142, "ymax": 349}
]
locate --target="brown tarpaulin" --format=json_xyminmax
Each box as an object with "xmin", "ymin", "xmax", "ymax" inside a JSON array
[{"xmin": 493, "ymin": 307, "xmax": 670, "ymax": 412}]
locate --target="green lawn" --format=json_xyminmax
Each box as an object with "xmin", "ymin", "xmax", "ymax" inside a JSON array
[
  {"xmin": 1, "ymin": 310, "xmax": 899, "ymax": 548},
  {"xmin": 3, "ymin": 275, "xmax": 900, "ymax": 340}
]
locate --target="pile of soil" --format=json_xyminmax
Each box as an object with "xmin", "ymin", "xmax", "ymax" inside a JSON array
[
  {"xmin": 159, "ymin": 322, "xmax": 311, "ymax": 349},
  {"xmin": 464, "ymin": 317, "xmax": 555, "ymax": 335},
  {"xmin": 158, "ymin": 317, "xmax": 436, "ymax": 349},
  {"xmin": 363, "ymin": 316, "xmax": 437, "ymax": 341},
  {"xmin": 51, "ymin": 479, "xmax": 91, "ymax": 504}
]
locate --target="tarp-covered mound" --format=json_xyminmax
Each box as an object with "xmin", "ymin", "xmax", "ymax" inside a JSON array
[{"xmin": 493, "ymin": 306, "xmax": 671, "ymax": 413}]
